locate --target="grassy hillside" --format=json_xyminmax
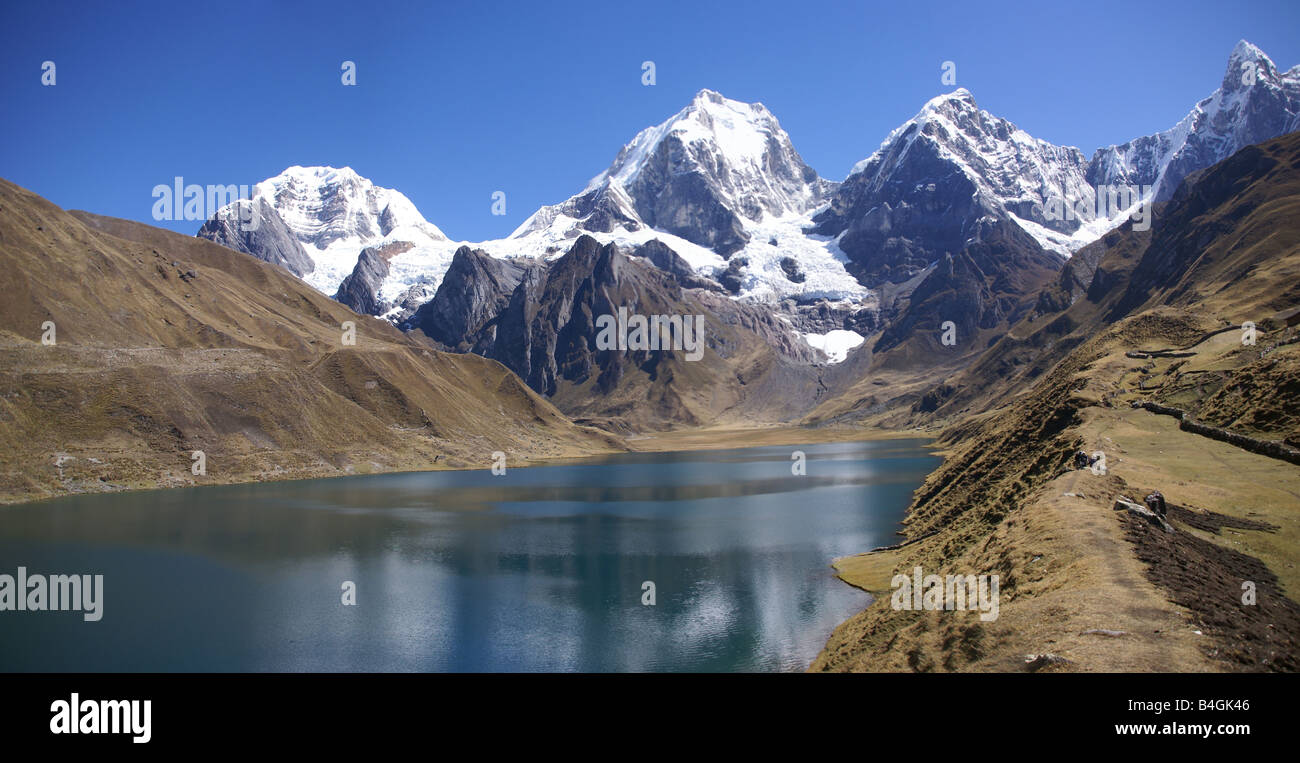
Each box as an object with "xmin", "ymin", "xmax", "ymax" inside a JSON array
[{"xmin": 0, "ymin": 179, "xmax": 621, "ymax": 504}]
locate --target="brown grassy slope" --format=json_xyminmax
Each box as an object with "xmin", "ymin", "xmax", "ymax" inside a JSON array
[
  {"xmin": 814, "ymin": 312, "xmax": 1299, "ymax": 672},
  {"xmin": 813, "ymin": 133, "xmax": 1300, "ymax": 672},
  {"xmin": 0, "ymin": 179, "xmax": 620, "ymax": 503}
]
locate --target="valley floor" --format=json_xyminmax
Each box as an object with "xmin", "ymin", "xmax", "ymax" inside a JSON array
[{"xmin": 624, "ymin": 424, "xmax": 927, "ymax": 453}]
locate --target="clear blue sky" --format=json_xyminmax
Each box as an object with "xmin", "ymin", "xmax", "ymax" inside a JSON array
[{"xmin": 2, "ymin": 0, "xmax": 1297, "ymax": 241}]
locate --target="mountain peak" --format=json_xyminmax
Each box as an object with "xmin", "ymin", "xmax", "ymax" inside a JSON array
[
  {"xmin": 691, "ymin": 88, "xmax": 727, "ymax": 105},
  {"xmin": 203, "ymin": 165, "xmax": 450, "ymax": 299},
  {"xmin": 939, "ymin": 87, "xmax": 976, "ymax": 103},
  {"xmin": 1224, "ymin": 39, "xmax": 1278, "ymax": 92},
  {"xmin": 918, "ymin": 88, "xmax": 978, "ymax": 118},
  {"xmin": 848, "ymin": 87, "xmax": 993, "ymax": 178},
  {"xmin": 548, "ymin": 87, "xmax": 825, "ymax": 228},
  {"xmin": 507, "ymin": 85, "xmax": 837, "ymax": 278},
  {"xmin": 1230, "ymin": 39, "xmax": 1268, "ymax": 63},
  {"xmin": 273, "ymin": 165, "xmax": 360, "ymax": 185},
  {"xmin": 686, "ymin": 88, "xmax": 770, "ymax": 116}
]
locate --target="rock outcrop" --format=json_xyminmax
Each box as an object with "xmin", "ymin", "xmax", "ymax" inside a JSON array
[
  {"xmin": 196, "ymin": 197, "xmax": 315, "ymax": 277},
  {"xmin": 409, "ymin": 246, "xmax": 530, "ymax": 352}
]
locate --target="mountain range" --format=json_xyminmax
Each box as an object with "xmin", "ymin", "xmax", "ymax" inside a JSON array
[
  {"xmin": 193, "ymin": 41, "xmax": 1298, "ymax": 430},
  {"xmin": 199, "ymin": 41, "xmax": 1297, "ymax": 365}
]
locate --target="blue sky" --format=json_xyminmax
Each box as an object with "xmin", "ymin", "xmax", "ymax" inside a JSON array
[{"xmin": 2, "ymin": 0, "xmax": 1298, "ymax": 241}]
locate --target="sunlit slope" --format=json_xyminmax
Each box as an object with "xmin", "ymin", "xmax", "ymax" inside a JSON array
[{"xmin": 0, "ymin": 179, "xmax": 620, "ymax": 503}]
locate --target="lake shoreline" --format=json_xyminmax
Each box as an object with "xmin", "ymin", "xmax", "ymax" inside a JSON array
[
  {"xmin": 3, "ymin": 424, "xmax": 935, "ymax": 507},
  {"xmin": 1, "ymin": 439, "xmax": 937, "ymax": 672}
]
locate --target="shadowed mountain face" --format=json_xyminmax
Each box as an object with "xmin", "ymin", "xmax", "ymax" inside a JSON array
[
  {"xmin": 334, "ymin": 240, "xmax": 415, "ymax": 316},
  {"xmin": 196, "ymin": 197, "xmax": 315, "ymax": 278},
  {"xmin": 872, "ymin": 218, "xmax": 1062, "ymax": 361},
  {"xmin": 407, "ymin": 246, "xmax": 530, "ymax": 353},
  {"xmin": 0, "ymin": 179, "xmax": 619, "ymax": 503},
  {"xmin": 798, "ymin": 89, "xmax": 1077, "ymax": 368},
  {"xmin": 411, "ymin": 235, "xmax": 845, "ymax": 432},
  {"xmin": 1102, "ymin": 140, "xmax": 1300, "ymax": 322},
  {"xmin": 802, "ymin": 131, "xmax": 1300, "ymax": 428},
  {"xmin": 810, "ymin": 89, "xmax": 1089, "ymax": 280}
]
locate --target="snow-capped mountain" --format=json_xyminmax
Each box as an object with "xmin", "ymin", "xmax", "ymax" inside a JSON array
[
  {"xmin": 195, "ymin": 41, "xmax": 1299, "ymax": 369},
  {"xmin": 512, "ymin": 89, "xmax": 834, "ymax": 250},
  {"xmin": 813, "ymin": 40, "xmax": 1300, "ymax": 292},
  {"xmin": 811, "ymin": 88, "xmax": 1101, "ymax": 289},
  {"xmin": 495, "ymin": 89, "xmax": 869, "ymax": 305},
  {"xmin": 1088, "ymin": 40, "xmax": 1300, "ymax": 202},
  {"xmin": 198, "ymin": 166, "xmax": 458, "ymax": 315}
]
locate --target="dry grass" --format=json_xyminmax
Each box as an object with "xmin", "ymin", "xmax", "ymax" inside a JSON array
[{"xmin": 0, "ymin": 180, "xmax": 621, "ymax": 504}]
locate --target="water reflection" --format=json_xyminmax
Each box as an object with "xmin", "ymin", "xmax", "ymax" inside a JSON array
[{"xmin": 0, "ymin": 439, "xmax": 937, "ymax": 672}]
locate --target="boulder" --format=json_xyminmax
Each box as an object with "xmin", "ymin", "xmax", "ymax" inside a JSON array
[{"xmin": 1113, "ymin": 496, "xmax": 1174, "ymax": 532}]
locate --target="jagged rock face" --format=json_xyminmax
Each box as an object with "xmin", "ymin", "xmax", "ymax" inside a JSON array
[
  {"xmin": 907, "ymin": 130, "xmax": 1300, "ymax": 430},
  {"xmin": 540, "ymin": 185, "xmax": 643, "ymax": 236},
  {"xmin": 874, "ymin": 218, "xmax": 1061, "ymax": 358},
  {"xmin": 1032, "ymin": 223, "xmax": 1152, "ymax": 317},
  {"xmin": 406, "ymin": 235, "xmax": 827, "ymax": 429},
  {"xmin": 1033, "ymin": 238, "xmax": 1108, "ymax": 317},
  {"xmin": 196, "ymin": 197, "xmax": 315, "ymax": 277},
  {"xmin": 629, "ymin": 158, "xmax": 750, "ymax": 255},
  {"xmin": 805, "ymin": 92, "xmax": 1077, "ymax": 360},
  {"xmin": 488, "ymin": 236, "xmax": 638, "ymax": 396},
  {"xmin": 486, "ymin": 236, "xmax": 821, "ymax": 396},
  {"xmin": 874, "ymin": 250, "xmax": 995, "ymax": 356},
  {"xmin": 409, "ymin": 246, "xmax": 530, "ymax": 352},
  {"xmin": 1088, "ymin": 41, "xmax": 1300, "ymax": 203},
  {"xmin": 334, "ymin": 241, "xmax": 414, "ymax": 316},
  {"xmin": 512, "ymin": 89, "xmax": 835, "ymax": 257},
  {"xmin": 389, "ymin": 283, "xmax": 438, "ymax": 323},
  {"xmin": 813, "ymin": 89, "xmax": 1095, "ymax": 275},
  {"xmin": 489, "ymin": 264, "xmax": 548, "ymax": 388},
  {"xmin": 784, "ymin": 299, "xmax": 879, "ymax": 335},
  {"xmin": 412, "ymin": 239, "xmax": 621, "ymax": 397},
  {"xmin": 814, "ymin": 128, "xmax": 983, "ymax": 286},
  {"xmin": 631, "ymin": 239, "xmax": 721, "ymax": 291}
]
